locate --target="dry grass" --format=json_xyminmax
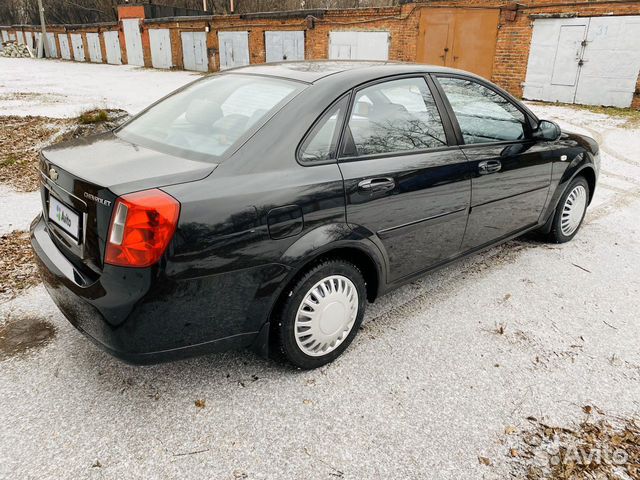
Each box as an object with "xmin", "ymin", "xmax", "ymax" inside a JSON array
[
  {"xmin": 78, "ymin": 109, "xmax": 109, "ymax": 124},
  {"xmin": 0, "ymin": 115, "xmax": 69, "ymax": 191},
  {"xmin": 0, "ymin": 230, "xmax": 40, "ymax": 302},
  {"xmin": 0, "ymin": 109, "xmax": 129, "ymax": 192}
]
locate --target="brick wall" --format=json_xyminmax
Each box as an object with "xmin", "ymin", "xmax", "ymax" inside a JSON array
[{"xmin": 4, "ymin": 1, "xmax": 640, "ymax": 108}]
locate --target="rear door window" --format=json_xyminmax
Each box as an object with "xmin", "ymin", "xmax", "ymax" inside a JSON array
[{"xmin": 342, "ymin": 77, "xmax": 447, "ymax": 157}]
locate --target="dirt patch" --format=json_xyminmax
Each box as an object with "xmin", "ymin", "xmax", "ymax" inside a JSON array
[
  {"xmin": 0, "ymin": 315, "xmax": 56, "ymax": 360},
  {"xmin": 0, "ymin": 109, "xmax": 129, "ymax": 192},
  {"xmin": 0, "ymin": 92, "xmax": 67, "ymax": 103},
  {"xmin": 506, "ymin": 407, "xmax": 640, "ymax": 479},
  {"xmin": 0, "ymin": 230, "xmax": 40, "ymax": 302}
]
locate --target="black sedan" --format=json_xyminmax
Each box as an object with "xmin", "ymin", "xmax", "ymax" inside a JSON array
[{"xmin": 30, "ymin": 61, "xmax": 599, "ymax": 369}]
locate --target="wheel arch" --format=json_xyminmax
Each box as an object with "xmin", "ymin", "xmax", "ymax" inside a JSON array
[
  {"xmin": 277, "ymin": 224, "xmax": 386, "ymax": 304},
  {"xmin": 540, "ymin": 163, "xmax": 597, "ymax": 234},
  {"xmin": 579, "ymin": 166, "xmax": 597, "ymax": 204}
]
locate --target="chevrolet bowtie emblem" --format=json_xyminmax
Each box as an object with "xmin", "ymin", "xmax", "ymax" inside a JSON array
[{"xmin": 49, "ymin": 167, "xmax": 58, "ymax": 182}]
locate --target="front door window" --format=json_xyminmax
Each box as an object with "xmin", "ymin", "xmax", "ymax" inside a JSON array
[{"xmin": 437, "ymin": 77, "xmax": 528, "ymax": 144}]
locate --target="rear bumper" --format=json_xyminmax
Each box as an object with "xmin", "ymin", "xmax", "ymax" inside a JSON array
[{"xmin": 30, "ymin": 214, "xmax": 273, "ymax": 364}]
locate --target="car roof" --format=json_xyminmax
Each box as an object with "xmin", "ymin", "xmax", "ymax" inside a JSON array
[{"xmin": 221, "ymin": 60, "xmax": 473, "ymax": 84}]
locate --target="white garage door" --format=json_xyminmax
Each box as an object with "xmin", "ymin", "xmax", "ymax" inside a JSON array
[
  {"xmin": 0, "ymin": 31, "xmax": 8, "ymax": 42},
  {"xmin": 44, "ymin": 32, "xmax": 57, "ymax": 58},
  {"xmin": 86, "ymin": 32, "xmax": 102, "ymax": 63},
  {"xmin": 218, "ymin": 31, "xmax": 249, "ymax": 70},
  {"xmin": 25, "ymin": 31, "xmax": 34, "ymax": 50},
  {"xmin": 123, "ymin": 18, "xmax": 144, "ymax": 66},
  {"xmin": 329, "ymin": 31, "xmax": 389, "ymax": 61},
  {"xmin": 265, "ymin": 31, "xmax": 304, "ymax": 62},
  {"xmin": 149, "ymin": 29, "xmax": 172, "ymax": 69},
  {"xmin": 16, "ymin": 31, "xmax": 24, "ymax": 44},
  {"xmin": 59, "ymin": 34, "xmax": 71, "ymax": 59},
  {"xmin": 524, "ymin": 16, "xmax": 640, "ymax": 108},
  {"xmin": 103, "ymin": 31, "xmax": 122, "ymax": 65},
  {"xmin": 181, "ymin": 31, "xmax": 208, "ymax": 72},
  {"xmin": 70, "ymin": 33, "xmax": 85, "ymax": 62}
]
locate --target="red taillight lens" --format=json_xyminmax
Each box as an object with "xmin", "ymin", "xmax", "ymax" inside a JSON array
[{"xmin": 105, "ymin": 189, "xmax": 180, "ymax": 268}]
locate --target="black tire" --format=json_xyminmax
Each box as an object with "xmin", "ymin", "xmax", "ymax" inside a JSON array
[
  {"xmin": 546, "ymin": 176, "xmax": 590, "ymax": 243},
  {"xmin": 274, "ymin": 259, "xmax": 367, "ymax": 369}
]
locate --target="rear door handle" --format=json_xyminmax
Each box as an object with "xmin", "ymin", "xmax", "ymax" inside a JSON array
[
  {"xmin": 478, "ymin": 160, "xmax": 502, "ymax": 175},
  {"xmin": 358, "ymin": 177, "xmax": 396, "ymax": 192}
]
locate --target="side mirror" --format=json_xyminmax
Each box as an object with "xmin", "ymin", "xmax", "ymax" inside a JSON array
[{"xmin": 533, "ymin": 119, "xmax": 561, "ymax": 141}]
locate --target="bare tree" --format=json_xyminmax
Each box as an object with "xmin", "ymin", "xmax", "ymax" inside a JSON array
[{"xmin": 0, "ymin": 0, "xmax": 398, "ymax": 25}]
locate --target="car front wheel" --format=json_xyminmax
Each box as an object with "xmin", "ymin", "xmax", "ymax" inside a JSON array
[
  {"xmin": 275, "ymin": 259, "xmax": 367, "ymax": 369},
  {"xmin": 547, "ymin": 176, "xmax": 590, "ymax": 243}
]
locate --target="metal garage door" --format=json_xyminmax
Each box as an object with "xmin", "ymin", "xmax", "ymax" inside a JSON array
[
  {"xmin": 181, "ymin": 31, "xmax": 208, "ymax": 72},
  {"xmin": 59, "ymin": 34, "xmax": 71, "ymax": 59},
  {"xmin": 265, "ymin": 31, "xmax": 304, "ymax": 62},
  {"xmin": 44, "ymin": 33, "xmax": 57, "ymax": 58},
  {"xmin": 25, "ymin": 31, "xmax": 33, "ymax": 50},
  {"xmin": 149, "ymin": 29, "xmax": 172, "ymax": 69},
  {"xmin": 16, "ymin": 31, "xmax": 24, "ymax": 44},
  {"xmin": 123, "ymin": 18, "xmax": 144, "ymax": 66},
  {"xmin": 329, "ymin": 31, "xmax": 389, "ymax": 61},
  {"xmin": 103, "ymin": 31, "xmax": 122, "ymax": 65},
  {"xmin": 0, "ymin": 31, "xmax": 8, "ymax": 42},
  {"xmin": 86, "ymin": 32, "xmax": 102, "ymax": 63},
  {"xmin": 70, "ymin": 33, "xmax": 85, "ymax": 61},
  {"xmin": 524, "ymin": 16, "xmax": 640, "ymax": 107},
  {"xmin": 416, "ymin": 8, "xmax": 499, "ymax": 80},
  {"xmin": 218, "ymin": 31, "xmax": 249, "ymax": 70}
]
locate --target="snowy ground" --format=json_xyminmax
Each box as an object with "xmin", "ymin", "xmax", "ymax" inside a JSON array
[
  {"xmin": 0, "ymin": 58, "xmax": 198, "ymax": 118},
  {"xmin": 1, "ymin": 57, "xmax": 639, "ymax": 479}
]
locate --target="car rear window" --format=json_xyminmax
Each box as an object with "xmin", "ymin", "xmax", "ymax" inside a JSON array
[{"xmin": 116, "ymin": 74, "xmax": 304, "ymax": 161}]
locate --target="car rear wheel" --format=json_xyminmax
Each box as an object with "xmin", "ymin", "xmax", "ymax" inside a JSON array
[
  {"xmin": 547, "ymin": 176, "xmax": 590, "ymax": 243},
  {"xmin": 275, "ymin": 259, "xmax": 367, "ymax": 369}
]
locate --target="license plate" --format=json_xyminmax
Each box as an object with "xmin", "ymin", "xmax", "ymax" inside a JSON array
[{"xmin": 48, "ymin": 196, "xmax": 80, "ymax": 241}]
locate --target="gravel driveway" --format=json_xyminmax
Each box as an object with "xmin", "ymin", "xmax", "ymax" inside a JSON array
[{"xmin": 1, "ymin": 58, "xmax": 639, "ymax": 480}]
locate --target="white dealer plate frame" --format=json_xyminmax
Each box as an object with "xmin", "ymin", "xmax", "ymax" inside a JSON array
[{"xmin": 48, "ymin": 196, "xmax": 80, "ymax": 241}]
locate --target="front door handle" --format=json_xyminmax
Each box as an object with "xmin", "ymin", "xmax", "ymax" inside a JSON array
[
  {"xmin": 478, "ymin": 160, "xmax": 502, "ymax": 175},
  {"xmin": 358, "ymin": 177, "xmax": 396, "ymax": 192}
]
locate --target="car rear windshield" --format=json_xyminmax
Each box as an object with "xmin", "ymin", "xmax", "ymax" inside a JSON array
[{"xmin": 116, "ymin": 74, "xmax": 304, "ymax": 161}]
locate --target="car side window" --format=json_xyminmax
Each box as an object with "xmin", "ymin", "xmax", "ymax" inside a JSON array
[
  {"xmin": 343, "ymin": 77, "xmax": 447, "ymax": 157},
  {"xmin": 299, "ymin": 96, "xmax": 348, "ymax": 163},
  {"xmin": 437, "ymin": 76, "xmax": 527, "ymax": 144}
]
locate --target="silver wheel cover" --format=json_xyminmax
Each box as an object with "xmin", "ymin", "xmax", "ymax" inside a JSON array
[
  {"xmin": 561, "ymin": 185, "xmax": 587, "ymax": 236},
  {"xmin": 294, "ymin": 275, "xmax": 359, "ymax": 357}
]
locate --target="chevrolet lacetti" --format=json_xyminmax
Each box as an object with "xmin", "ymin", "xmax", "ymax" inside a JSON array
[{"xmin": 31, "ymin": 62, "xmax": 599, "ymax": 369}]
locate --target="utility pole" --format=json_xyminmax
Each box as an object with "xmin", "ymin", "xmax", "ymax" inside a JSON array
[
  {"xmin": 202, "ymin": 0, "xmax": 208, "ymax": 12},
  {"xmin": 37, "ymin": 0, "xmax": 51, "ymax": 58}
]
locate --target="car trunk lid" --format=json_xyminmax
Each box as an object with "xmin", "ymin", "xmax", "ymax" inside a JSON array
[{"xmin": 39, "ymin": 132, "xmax": 216, "ymax": 276}]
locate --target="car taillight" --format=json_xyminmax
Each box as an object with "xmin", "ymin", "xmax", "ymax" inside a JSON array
[{"xmin": 105, "ymin": 189, "xmax": 180, "ymax": 268}]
